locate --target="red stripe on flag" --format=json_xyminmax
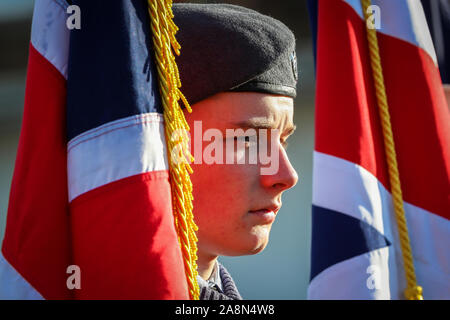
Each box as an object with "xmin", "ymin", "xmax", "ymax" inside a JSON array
[
  {"xmin": 69, "ymin": 170, "xmax": 189, "ymax": 299},
  {"xmin": 378, "ymin": 33, "xmax": 450, "ymax": 221},
  {"xmin": 1, "ymin": 43, "xmax": 72, "ymax": 299},
  {"xmin": 315, "ymin": 1, "xmax": 450, "ymax": 220},
  {"xmin": 315, "ymin": 0, "xmax": 389, "ymax": 190}
]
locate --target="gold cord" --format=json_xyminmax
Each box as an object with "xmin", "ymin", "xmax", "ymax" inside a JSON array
[
  {"xmin": 361, "ymin": 0, "xmax": 423, "ymax": 300},
  {"xmin": 148, "ymin": 0, "xmax": 199, "ymax": 300}
]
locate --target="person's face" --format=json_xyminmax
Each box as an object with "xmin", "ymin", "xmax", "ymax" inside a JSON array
[{"xmin": 183, "ymin": 92, "xmax": 298, "ymax": 259}]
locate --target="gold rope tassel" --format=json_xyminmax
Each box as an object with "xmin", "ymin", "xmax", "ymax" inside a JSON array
[
  {"xmin": 361, "ymin": 0, "xmax": 423, "ymax": 300},
  {"xmin": 148, "ymin": 0, "xmax": 199, "ymax": 300}
]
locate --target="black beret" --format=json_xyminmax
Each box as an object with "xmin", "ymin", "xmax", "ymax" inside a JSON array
[{"xmin": 172, "ymin": 3, "xmax": 298, "ymax": 105}]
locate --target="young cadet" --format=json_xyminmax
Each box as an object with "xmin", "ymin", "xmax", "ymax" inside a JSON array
[{"xmin": 172, "ymin": 3, "xmax": 299, "ymax": 300}]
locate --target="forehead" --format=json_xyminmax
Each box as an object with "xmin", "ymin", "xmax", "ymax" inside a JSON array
[{"xmin": 187, "ymin": 92, "xmax": 294, "ymax": 129}]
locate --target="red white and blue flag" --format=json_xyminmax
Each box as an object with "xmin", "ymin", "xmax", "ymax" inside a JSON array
[
  {"xmin": 308, "ymin": 0, "xmax": 450, "ymax": 299},
  {"xmin": 0, "ymin": 0, "xmax": 189, "ymax": 299}
]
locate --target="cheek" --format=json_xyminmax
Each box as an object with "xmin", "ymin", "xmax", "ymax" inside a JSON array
[
  {"xmin": 190, "ymin": 163, "xmax": 259, "ymax": 226},
  {"xmin": 191, "ymin": 163, "xmax": 251, "ymax": 208}
]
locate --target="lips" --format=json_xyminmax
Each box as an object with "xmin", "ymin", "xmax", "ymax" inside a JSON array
[
  {"xmin": 249, "ymin": 205, "xmax": 281, "ymax": 215},
  {"xmin": 249, "ymin": 208, "xmax": 272, "ymax": 214},
  {"xmin": 248, "ymin": 205, "xmax": 281, "ymax": 224}
]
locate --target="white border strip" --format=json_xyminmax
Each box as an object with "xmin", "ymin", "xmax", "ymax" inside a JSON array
[
  {"xmin": 0, "ymin": 251, "xmax": 43, "ymax": 299},
  {"xmin": 67, "ymin": 113, "xmax": 169, "ymax": 202},
  {"xmin": 344, "ymin": 0, "xmax": 438, "ymax": 65},
  {"xmin": 31, "ymin": 0, "xmax": 70, "ymax": 79},
  {"xmin": 311, "ymin": 151, "xmax": 450, "ymax": 299}
]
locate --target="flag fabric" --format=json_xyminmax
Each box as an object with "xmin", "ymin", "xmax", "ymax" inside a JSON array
[
  {"xmin": 308, "ymin": 0, "xmax": 450, "ymax": 299},
  {"xmin": 0, "ymin": 0, "xmax": 189, "ymax": 299},
  {"xmin": 421, "ymin": 0, "xmax": 450, "ymax": 84}
]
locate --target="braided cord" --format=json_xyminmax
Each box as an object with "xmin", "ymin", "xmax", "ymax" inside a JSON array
[
  {"xmin": 147, "ymin": 0, "xmax": 199, "ymax": 300},
  {"xmin": 361, "ymin": 0, "xmax": 423, "ymax": 300}
]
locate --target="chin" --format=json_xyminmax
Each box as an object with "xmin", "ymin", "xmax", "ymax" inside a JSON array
[
  {"xmin": 223, "ymin": 243, "xmax": 268, "ymax": 257},
  {"xmin": 247, "ymin": 225, "xmax": 272, "ymax": 253},
  {"xmin": 247, "ymin": 241, "xmax": 269, "ymax": 255},
  {"xmin": 211, "ymin": 226, "xmax": 272, "ymax": 257},
  {"xmin": 232, "ymin": 232, "xmax": 271, "ymax": 256}
]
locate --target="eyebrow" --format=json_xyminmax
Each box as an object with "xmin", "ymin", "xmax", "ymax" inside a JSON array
[{"xmin": 232, "ymin": 119, "xmax": 297, "ymax": 136}]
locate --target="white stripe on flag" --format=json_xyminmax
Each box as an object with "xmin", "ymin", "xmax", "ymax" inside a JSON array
[
  {"xmin": 31, "ymin": 0, "xmax": 70, "ymax": 79},
  {"xmin": 308, "ymin": 247, "xmax": 395, "ymax": 299},
  {"xmin": 311, "ymin": 151, "xmax": 450, "ymax": 299},
  {"xmin": 312, "ymin": 151, "xmax": 392, "ymax": 239},
  {"xmin": 0, "ymin": 252, "xmax": 43, "ymax": 300},
  {"xmin": 344, "ymin": 0, "xmax": 438, "ymax": 65},
  {"xmin": 67, "ymin": 113, "xmax": 169, "ymax": 202}
]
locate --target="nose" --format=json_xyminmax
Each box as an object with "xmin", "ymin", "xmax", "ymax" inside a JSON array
[{"xmin": 260, "ymin": 145, "xmax": 298, "ymax": 192}]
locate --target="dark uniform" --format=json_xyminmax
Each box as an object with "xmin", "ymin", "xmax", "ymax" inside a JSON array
[{"xmin": 197, "ymin": 261, "xmax": 242, "ymax": 300}]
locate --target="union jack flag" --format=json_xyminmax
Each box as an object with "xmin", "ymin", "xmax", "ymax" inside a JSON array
[
  {"xmin": 308, "ymin": 0, "xmax": 450, "ymax": 299},
  {"xmin": 0, "ymin": 0, "xmax": 188, "ymax": 299}
]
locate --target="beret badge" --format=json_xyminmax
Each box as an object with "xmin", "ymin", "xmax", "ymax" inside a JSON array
[{"xmin": 290, "ymin": 51, "xmax": 298, "ymax": 82}]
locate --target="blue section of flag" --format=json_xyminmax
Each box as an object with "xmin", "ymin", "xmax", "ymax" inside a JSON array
[
  {"xmin": 66, "ymin": 0, "xmax": 162, "ymax": 141},
  {"xmin": 306, "ymin": 0, "xmax": 318, "ymax": 69},
  {"xmin": 310, "ymin": 205, "xmax": 391, "ymax": 281},
  {"xmin": 421, "ymin": 0, "xmax": 450, "ymax": 83}
]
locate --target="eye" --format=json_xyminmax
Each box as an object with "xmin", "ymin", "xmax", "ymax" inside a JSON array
[
  {"xmin": 233, "ymin": 135, "xmax": 251, "ymax": 142},
  {"xmin": 234, "ymin": 135, "xmax": 256, "ymax": 147}
]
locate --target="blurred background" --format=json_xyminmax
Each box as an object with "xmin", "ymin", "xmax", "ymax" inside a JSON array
[
  {"xmin": 0, "ymin": 0, "xmax": 316, "ymax": 299},
  {"xmin": 0, "ymin": 0, "xmax": 35, "ymax": 252}
]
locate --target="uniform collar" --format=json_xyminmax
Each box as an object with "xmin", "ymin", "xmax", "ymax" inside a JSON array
[{"xmin": 197, "ymin": 260, "xmax": 223, "ymax": 292}]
